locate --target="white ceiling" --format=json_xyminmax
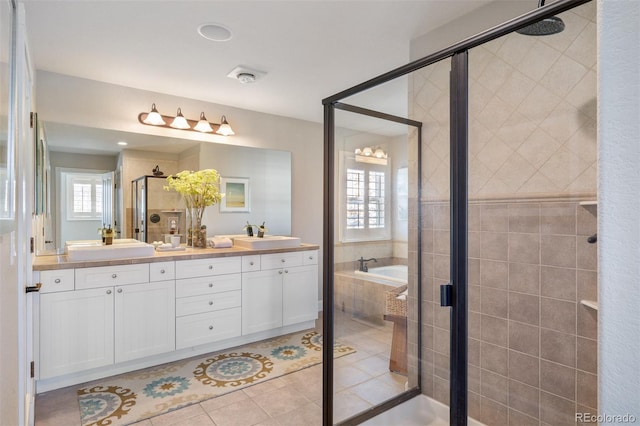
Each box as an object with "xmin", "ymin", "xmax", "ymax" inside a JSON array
[{"xmin": 24, "ymin": 0, "xmax": 492, "ymax": 149}]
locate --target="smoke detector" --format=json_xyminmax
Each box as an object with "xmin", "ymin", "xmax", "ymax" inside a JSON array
[{"xmin": 227, "ymin": 66, "xmax": 266, "ymax": 84}]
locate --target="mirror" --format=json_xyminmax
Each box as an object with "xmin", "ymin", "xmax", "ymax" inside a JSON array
[{"xmin": 38, "ymin": 122, "xmax": 292, "ymax": 253}]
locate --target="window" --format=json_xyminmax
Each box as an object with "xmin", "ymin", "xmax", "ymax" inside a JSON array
[
  {"xmin": 342, "ymin": 162, "xmax": 389, "ymax": 241},
  {"xmin": 66, "ymin": 173, "xmax": 103, "ymax": 220}
]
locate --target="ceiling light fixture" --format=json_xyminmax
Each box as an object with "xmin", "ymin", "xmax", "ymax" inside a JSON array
[
  {"xmin": 355, "ymin": 146, "xmax": 388, "ymax": 165},
  {"xmin": 138, "ymin": 104, "xmax": 235, "ymax": 136},
  {"xmin": 117, "ymin": 141, "xmax": 128, "ymax": 146}
]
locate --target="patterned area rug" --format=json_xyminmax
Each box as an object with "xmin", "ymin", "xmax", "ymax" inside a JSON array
[{"xmin": 77, "ymin": 330, "xmax": 354, "ymax": 426}]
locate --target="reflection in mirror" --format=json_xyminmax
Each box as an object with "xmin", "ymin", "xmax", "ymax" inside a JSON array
[{"xmin": 37, "ymin": 122, "xmax": 292, "ymax": 252}]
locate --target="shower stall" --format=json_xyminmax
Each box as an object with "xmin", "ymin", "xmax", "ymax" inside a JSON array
[
  {"xmin": 323, "ymin": 0, "xmax": 597, "ymax": 424},
  {"xmin": 131, "ymin": 175, "xmax": 186, "ymax": 243}
]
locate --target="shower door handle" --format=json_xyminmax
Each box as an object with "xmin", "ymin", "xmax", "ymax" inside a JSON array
[{"xmin": 440, "ymin": 283, "xmax": 453, "ymax": 307}]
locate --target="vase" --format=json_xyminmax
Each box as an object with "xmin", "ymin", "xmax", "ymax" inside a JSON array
[{"xmin": 187, "ymin": 207, "xmax": 208, "ymax": 248}]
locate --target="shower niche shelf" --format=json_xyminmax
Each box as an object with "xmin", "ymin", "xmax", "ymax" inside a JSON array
[
  {"xmin": 580, "ymin": 299, "xmax": 598, "ymax": 311},
  {"xmin": 579, "ymin": 200, "xmax": 597, "ymax": 207}
]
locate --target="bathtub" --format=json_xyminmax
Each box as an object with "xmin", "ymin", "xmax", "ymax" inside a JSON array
[
  {"xmin": 335, "ymin": 264, "xmax": 407, "ymax": 326},
  {"xmin": 354, "ymin": 264, "xmax": 407, "ymax": 286}
]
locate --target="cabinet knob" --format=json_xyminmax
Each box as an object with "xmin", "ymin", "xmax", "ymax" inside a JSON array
[
  {"xmin": 279, "ymin": 270, "xmax": 283, "ymax": 275},
  {"xmin": 209, "ymin": 325, "xmax": 214, "ymax": 330},
  {"xmin": 249, "ymin": 261, "xmax": 254, "ymax": 266},
  {"xmin": 111, "ymin": 274, "xmax": 117, "ymax": 279},
  {"xmin": 54, "ymin": 278, "xmax": 61, "ymax": 284},
  {"xmin": 208, "ymin": 283, "xmax": 213, "ymax": 288},
  {"xmin": 106, "ymin": 289, "xmax": 112, "ymax": 295},
  {"xmin": 308, "ymin": 256, "xmax": 313, "ymax": 260},
  {"xmin": 160, "ymin": 269, "xmax": 165, "ymax": 274},
  {"xmin": 209, "ymin": 301, "xmax": 213, "ymax": 306},
  {"xmin": 285, "ymin": 270, "xmax": 289, "ymax": 274},
  {"xmin": 208, "ymin": 265, "xmax": 213, "ymax": 270},
  {"xmin": 117, "ymin": 288, "xmax": 123, "ymax": 293},
  {"xmin": 281, "ymin": 259, "xmax": 285, "ymax": 263}
]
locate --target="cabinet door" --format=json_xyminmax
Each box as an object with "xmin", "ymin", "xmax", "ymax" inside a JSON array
[
  {"xmin": 242, "ymin": 270, "xmax": 283, "ymax": 335},
  {"xmin": 114, "ymin": 280, "xmax": 175, "ymax": 363},
  {"xmin": 40, "ymin": 288, "xmax": 114, "ymax": 379},
  {"xmin": 283, "ymin": 265, "xmax": 318, "ymax": 326}
]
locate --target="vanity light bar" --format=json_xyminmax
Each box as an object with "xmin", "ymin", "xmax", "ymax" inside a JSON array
[{"xmin": 138, "ymin": 105, "xmax": 235, "ymax": 136}]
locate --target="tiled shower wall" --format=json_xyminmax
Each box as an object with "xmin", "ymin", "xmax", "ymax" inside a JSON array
[
  {"xmin": 407, "ymin": 3, "xmax": 598, "ymax": 425},
  {"xmin": 422, "ymin": 200, "xmax": 598, "ymax": 425}
]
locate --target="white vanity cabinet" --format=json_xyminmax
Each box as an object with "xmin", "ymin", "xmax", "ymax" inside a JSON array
[
  {"xmin": 175, "ymin": 257, "xmax": 242, "ymax": 349},
  {"xmin": 40, "ymin": 286, "xmax": 115, "ymax": 379},
  {"xmin": 242, "ymin": 250, "xmax": 318, "ymax": 335},
  {"xmin": 38, "ymin": 263, "xmax": 176, "ymax": 379}
]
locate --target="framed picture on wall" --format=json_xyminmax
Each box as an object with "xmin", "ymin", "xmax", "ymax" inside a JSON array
[{"xmin": 220, "ymin": 177, "xmax": 251, "ymax": 213}]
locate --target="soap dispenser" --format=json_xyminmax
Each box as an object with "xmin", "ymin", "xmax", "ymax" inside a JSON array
[{"xmin": 104, "ymin": 225, "xmax": 114, "ymax": 245}]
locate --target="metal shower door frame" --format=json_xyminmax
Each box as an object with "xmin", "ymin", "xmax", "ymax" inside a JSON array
[{"xmin": 322, "ymin": 1, "xmax": 592, "ymax": 425}]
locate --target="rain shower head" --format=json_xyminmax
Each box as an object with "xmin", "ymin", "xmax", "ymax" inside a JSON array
[{"xmin": 516, "ymin": 0, "xmax": 565, "ymax": 36}]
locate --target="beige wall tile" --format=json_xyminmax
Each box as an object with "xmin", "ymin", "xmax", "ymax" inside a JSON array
[
  {"xmin": 509, "ymin": 262, "xmax": 540, "ymax": 295},
  {"xmin": 482, "ymin": 287, "xmax": 508, "ymax": 318},
  {"xmin": 481, "ymin": 369, "xmax": 509, "ymax": 405},
  {"xmin": 469, "ymin": 365, "xmax": 481, "ymax": 394},
  {"xmin": 432, "ymin": 204, "xmax": 450, "ymax": 230},
  {"xmin": 576, "ymin": 204, "xmax": 597, "ymax": 236},
  {"xmin": 541, "ymin": 234, "xmax": 576, "ymax": 268},
  {"xmin": 481, "ymin": 232, "xmax": 509, "ymax": 261},
  {"xmin": 576, "ymin": 371, "xmax": 597, "ymax": 410},
  {"xmin": 481, "ymin": 315, "xmax": 509, "ymax": 347},
  {"xmin": 540, "ymin": 360, "xmax": 576, "ymax": 400},
  {"xmin": 541, "ymin": 266, "xmax": 577, "ymax": 301},
  {"xmin": 540, "ymin": 328, "xmax": 576, "ymax": 367},
  {"xmin": 469, "ymin": 337, "xmax": 481, "ymax": 367},
  {"xmin": 508, "ymin": 203, "xmax": 540, "ymax": 234},
  {"xmin": 480, "ymin": 397, "xmax": 509, "ymax": 426},
  {"xmin": 509, "ymin": 292, "xmax": 540, "ymax": 326},
  {"xmin": 469, "ymin": 284, "xmax": 482, "ymax": 313},
  {"xmin": 539, "ymin": 391, "xmax": 576, "ymax": 426},
  {"xmin": 541, "ymin": 297, "xmax": 576, "ymax": 334},
  {"xmin": 577, "ymin": 337, "xmax": 597, "ymax": 374},
  {"xmin": 469, "ymin": 391, "xmax": 482, "ymax": 422},
  {"xmin": 577, "ymin": 270, "xmax": 597, "ymax": 301},
  {"xmin": 508, "ymin": 409, "xmax": 539, "ymax": 426},
  {"xmin": 433, "ymin": 230, "xmax": 450, "ymax": 255},
  {"xmin": 481, "ymin": 260, "xmax": 508, "ymax": 289},
  {"xmin": 508, "ymin": 350, "xmax": 539, "ymax": 387},
  {"xmin": 509, "ymin": 233, "xmax": 540, "ymax": 264},
  {"xmin": 469, "ymin": 231, "xmax": 481, "ymax": 259},
  {"xmin": 508, "ymin": 379, "xmax": 540, "ymax": 419},
  {"xmin": 469, "ymin": 258, "xmax": 480, "ymax": 285},
  {"xmin": 576, "ymin": 238, "xmax": 597, "ymax": 270},
  {"xmin": 509, "ymin": 321, "xmax": 540, "ymax": 356},
  {"xmin": 540, "ymin": 203, "xmax": 576, "ymax": 235},
  {"xmin": 469, "ymin": 204, "xmax": 481, "ymax": 232},
  {"xmin": 482, "ymin": 204, "xmax": 509, "ymax": 232},
  {"xmin": 481, "ymin": 342, "xmax": 508, "ymax": 376},
  {"xmin": 577, "ymin": 305, "xmax": 597, "ymax": 339},
  {"xmin": 469, "ymin": 311, "xmax": 481, "ymax": 340}
]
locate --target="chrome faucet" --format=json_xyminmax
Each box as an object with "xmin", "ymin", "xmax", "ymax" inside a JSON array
[{"xmin": 358, "ymin": 256, "xmax": 377, "ymax": 272}]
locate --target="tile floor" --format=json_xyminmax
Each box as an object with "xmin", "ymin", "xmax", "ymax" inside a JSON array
[{"xmin": 35, "ymin": 312, "xmax": 407, "ymax": 426}]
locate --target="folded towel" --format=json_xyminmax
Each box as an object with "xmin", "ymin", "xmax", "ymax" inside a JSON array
[
  {"xmin": 396, "ymin": 289, "xmax": 409, "ymax": 300},
  {"xmin": 207, "ymin": 237, "xmax": 233, "ymax": 248}
]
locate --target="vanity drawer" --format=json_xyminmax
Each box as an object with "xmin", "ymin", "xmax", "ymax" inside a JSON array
[
  {"xmin": 261, "ymin": 252, "xmax": 303, "ymax": 270},
  {"xmin": 175, "ymin": 274, "xmax": 241, "ymax": 298},
  {"xmin": 176, "ymin": 307, "xmax": 241, "ymax": 349},
  {"xmin": 176, "ymin": 290, "xmax": 241, "ymax": 317},
  {"xmin": 302, "ymin": 250, "xmax": 318, "ymax": 265},
  {"xmin": 39, "ymin": 269, "xmax": 75, "ymax": 293},
  {"xmin": 242, "ymin": 255, "xmax": 261, "ymax": 272},
  {"xmin": 175, "ymin": 257, "xmax": 241, "ymax": 279},
  {"xmin": 150, "ymin": 261, "xmax": 175, "ymax": 281},
  {"xmin": 75, "ymin": 264, "xmax": 149, "ymax": 290}
]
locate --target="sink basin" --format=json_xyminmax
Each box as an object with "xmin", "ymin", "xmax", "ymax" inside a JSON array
[
  {"xmin": 65, "ymin": 239, "xmax": 155, "ymax": 261},
  {"xmin": 233, "ymin": 236, "xmax": 301, "ymax": 250}
]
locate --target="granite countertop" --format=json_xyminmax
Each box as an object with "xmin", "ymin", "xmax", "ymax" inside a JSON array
[{"xmin": 33, "ymin": 243, "xmax": 320, "ymax": 271}]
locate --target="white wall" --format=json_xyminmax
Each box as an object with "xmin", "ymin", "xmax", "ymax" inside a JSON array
[{"xmin": 598, "ymin": 0, "xmax": 640, "ymax": 417}]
